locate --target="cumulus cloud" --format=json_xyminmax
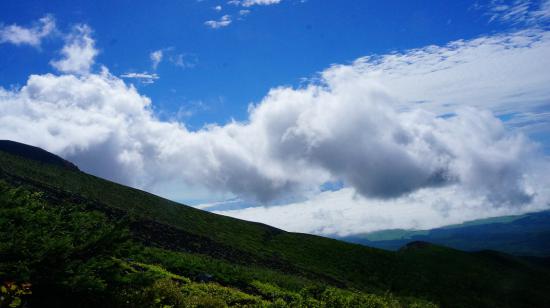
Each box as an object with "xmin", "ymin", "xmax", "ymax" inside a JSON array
[
  {"xmin": 50, "ymin": 25, "xmax": 98, "ymax": 74},
  {"xmin": 238, "ymin": 81, "xmax": 539, "ymax": 204},
  {"xmin": 0, "ymin": 15, "xmax": 55, "ymax": 47},
  {"xmin": 1, "ymin": 23, "xmax": 550, "ymax": 234},
  {"xmin": 150, "ymin": 50, "xmax": 163, "ymax": 69},
  {"xmin": 204, "ymin": 15, "xmax": 232, "ymax": 29}
]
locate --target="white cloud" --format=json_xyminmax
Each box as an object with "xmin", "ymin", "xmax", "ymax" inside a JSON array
[
  {"xmin": 487, "ymin": 0, "xmax": 531, "ymax": 24},
  {"xmin": 169, "ymin": 53, "xmax": 198, "ymax": 69},
  {"xmin": 50, "ymin": 25, "xmax": 98, "ymax": 74},
  {"xmin": 327, "ymin": 29, "xmax": 550, "ymax": 152},
  {"xmin": 0, "ymin": 15, "xmax": 55, "ymax": 47},
  {"xmin": 340, "ymin": 29, "xmax": 550, "ymax": 115},
  {"xmin": 149, "ymin": 48, "xmax": 197, "ymax": 69},
  {"xmin": 239, "ymin": 9, "xmax": 251, "ymax": 16},
  {"xmin": 1, "ymin": 24, "xmax": 550, "ymax": 235},
  {"xmin": 204, "ymin": 15, "xmax": 232, "ymax": 29},
  {"xmin": 120, "ymin": 72, "xmax": 159, "ymax": 84},
  {"xmin": 534, "ymin": 0, "xmax": 550, "ymax": 19},
  {"xmin": 480, "ymin": 0, "xmax": 550, "ymax": 24},
  {"xmin": 150, "ymin": 50, "xmax": 163, "ymax": 70},
  {"xmin": 215, "ymin": 175, "xmax": 550, "ymax": 236},
  {"xmin": 242, "ymin": 0, "xmax": 281, "ymax": 7},
  {"xmin": 214, "ymin": 5, "xmax": 223, "ymax": 11},
  {"xmin": 229, "ymin": 0, "xmax": 282, "ymax": 7}
]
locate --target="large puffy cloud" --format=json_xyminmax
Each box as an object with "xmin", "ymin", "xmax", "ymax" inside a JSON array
[
  {"xmin": 0, "ymin": 69, "xmax": 319, "ymax": 201},
  {"xmin": 2, "ymin": 73, "xmax": 536, "ymax": 205},
  {"xmin": 245, "ymin": 80, "xmax": 538, "ymax": 203},
  {"xmin": 1, "ymin": 23, "xmax": 550, "ymax": 234},
  {"xmin": 0, "ymin": 53, "xmax": 542, "ymax": 204}
]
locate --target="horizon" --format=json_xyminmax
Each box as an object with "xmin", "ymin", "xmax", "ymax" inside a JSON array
[{"xmin": 1, "ymin": 0, "xmax": 550, "ymax": 237}]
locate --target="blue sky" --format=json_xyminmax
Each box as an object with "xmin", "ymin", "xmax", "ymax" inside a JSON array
[
  {"xmin": 0, "ymin": 0, "xmax": 532, "ymax": 128},
  {"xmin": 1, "ymin": 0, "xmax": 550, "ymax": 235}
]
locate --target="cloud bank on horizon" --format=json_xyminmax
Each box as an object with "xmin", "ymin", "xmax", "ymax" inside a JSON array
[{"xmin": 1, "ymin": 2, "xmax": 550, "ymax": 235}]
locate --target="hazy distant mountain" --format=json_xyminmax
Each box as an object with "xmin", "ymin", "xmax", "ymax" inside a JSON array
[{"xmin": 339, "ymin": 211, "xmax": 550, "ymax": 257}]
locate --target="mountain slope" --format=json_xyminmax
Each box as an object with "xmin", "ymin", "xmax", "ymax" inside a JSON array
[
  {"xmin": 0, "ymin": 140, "xmax": 79, "ymax": 171},
  {"xmin": 1, "ymin": 140, "xmax": 550, "ymax": 308}
]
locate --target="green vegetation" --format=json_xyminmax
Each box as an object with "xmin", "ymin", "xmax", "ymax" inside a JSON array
[
  {"xmin": 1, "ymin": 143, "xmax": 550, "ymax": 307},
  {"xmin": 0, "ymin": 180, "xmax": 424, "ymax": 307}
]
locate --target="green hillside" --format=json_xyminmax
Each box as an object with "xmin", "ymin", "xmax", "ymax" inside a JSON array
[{"xmin": 1, "ymin": 141, "xmax": 550, "ymax": 308}]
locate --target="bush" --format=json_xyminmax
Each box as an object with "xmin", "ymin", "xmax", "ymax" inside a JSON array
[
  {"xmin": 0, "ymin": 281, "xmax": 32, "ymax": 308},
  {"xmin": 0, "ymin": 181, "xmax": 129, "ymax": 304}
]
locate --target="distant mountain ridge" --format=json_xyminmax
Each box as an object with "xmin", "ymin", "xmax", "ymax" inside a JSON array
[{"xmin": 340, "ymin": 211, "xmax": 550, "ymax": 257}]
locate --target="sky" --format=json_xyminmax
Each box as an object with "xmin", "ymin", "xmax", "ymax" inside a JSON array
[{"xmin": 1, "ymin": 0, "xmax": 550, "ymax": 236}]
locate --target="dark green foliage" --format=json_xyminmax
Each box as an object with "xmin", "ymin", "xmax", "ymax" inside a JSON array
[
  {"xmin": 0, "ymin": 184, "xmax": 117, "ymax": 286},
  {"xmin": 0, "ymin": 181, "xmax": 130, "ymax": 306},
  {"xmin": 0, "ymin": 282, "xmax": 32, "ymax": 308},
  {"xmin": 0, "ymin": 180, "xmax": 426, "ymax": 307}
]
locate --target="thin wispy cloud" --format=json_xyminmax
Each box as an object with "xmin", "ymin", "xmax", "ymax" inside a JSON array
[
  {"xmin": 476, "ymin": 0, "xmax": 550, "ymax": 24},
  {"xmin": 120, "ymin": 72, "xmax": 160, "ymax": 84},
  {"xmin": 208, "ymin": 0, "xmax": 283, "ymax": 26},
  {"xmin": 243, "ymin": 0, "xmax": 282, "ymax": 7},
  {"xmin": 0, "ymin": 15, "xmax": 55, "ymax": 47},
  {"xmin": 534, "ymin": 0, "xmax": 550, "ymax": 19},
  {"xmin": 150, "ymin": 50, "xmax": 163, "ymax": 70},
  {"xmin": 229, "ymin": 0, "xmax": 282, "ymax": 7},
  {"xmin": 169, "ymin": 53, "xmax": 198, "ymax": 69},
  {"xmin": 334, "ymin": 28, "xmax": 550, "ymax": 146},
  {"xmin": 204, "ymin": 15, "xmax": 232, "ymax": 29}
]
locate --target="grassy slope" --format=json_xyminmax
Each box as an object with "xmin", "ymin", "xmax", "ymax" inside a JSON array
[
  {"xmin": 2, "ymin": 149, "xmax": 550, "ymax": 307},
  {"xmin": 0, "ymin": 178, "xmax": 410, "ymax": 308}
]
